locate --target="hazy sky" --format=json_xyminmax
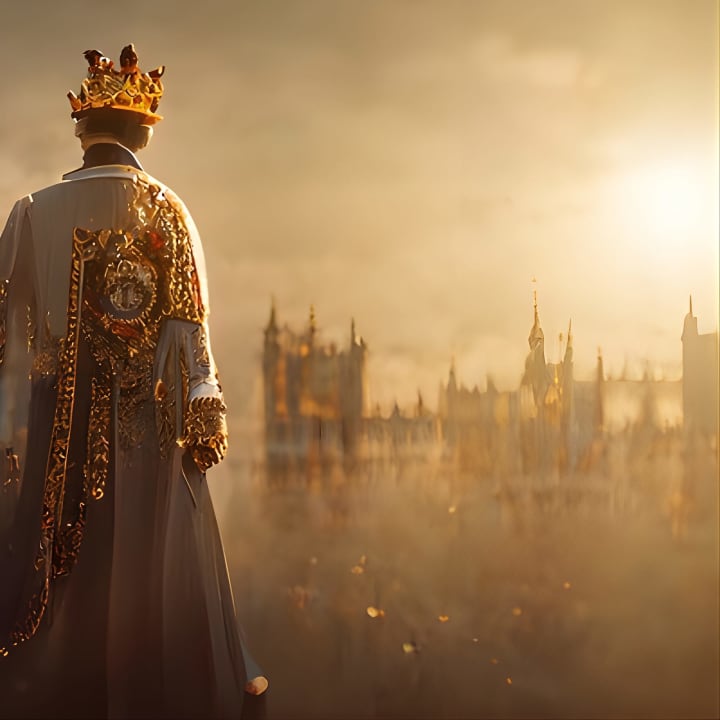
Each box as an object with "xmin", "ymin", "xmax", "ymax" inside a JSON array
[{"xmin": 0, "ymin": 0, "xmax": 717, "ymax": 417}]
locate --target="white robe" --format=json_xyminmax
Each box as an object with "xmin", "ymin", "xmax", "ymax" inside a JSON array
[{"xmin": 0, "ymin": 159, "xmax": 260, "ymax": 718}]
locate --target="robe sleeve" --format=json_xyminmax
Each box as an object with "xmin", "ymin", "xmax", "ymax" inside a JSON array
[
  {"xmin": 180, "ymin": 320, "xmax": 228, "ymax": 473},
  {"xmin": 153, "ymin": 187, "xmax": 228, "ymax": 474}
]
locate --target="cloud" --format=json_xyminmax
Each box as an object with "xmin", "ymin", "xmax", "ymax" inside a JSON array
[
  {"xmin": 469, "ymin": 32, "xmax": 589, "ymax": 89},
  {"xmin": 0, "ymin": 0, "xmax": 716, "ymax": 424}
]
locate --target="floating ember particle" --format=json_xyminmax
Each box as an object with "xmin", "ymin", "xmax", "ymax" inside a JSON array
[
  {"xmin": 438, "ymin": 615, "xmax": 450, "ymax": 623},
  {"xmin": 511, "ymin": 607, "xmax": 522, "ymax": 616},
  {"xmin": 490, "ymin": 658, "xmax": 499, "ymax": 665},
  {"xmin": 366, "ymin": 606, "xmax": 385, "ymax": 619},
  {"xmin": 472, "ymin": 637, "xmax": 479, "ymax": 643},
  {"xmin": 359, "ymin": 555, "xmax": 367, "ymax": 565},
  {"xmin": 563, "ymin": 581, "xmax": 571, "ymax": 590},
  {"xmin": 351, "ymin": 565, "xmax": 364, "ymax": 575},
  {"xmin": 402, "ymin": 641, "xmax": 419, "ymax": 654},
  {"xmin": 506, "ymin": 676, "xmax": 513, "ymax": 685},
  {"xmin": 289, "ymin": 585, "xmax": 310, "ymax": 610},
  {"xmin": 448, "ymin": 505, "xmax": 457, "ymax": 514},
  {"xmin": 310, "ymin": 557, "xmax": 318, "ymax": 565}
]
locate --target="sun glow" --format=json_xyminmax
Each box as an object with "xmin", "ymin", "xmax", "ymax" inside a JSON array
[{"xmin": 615, "ymin": 163, "xmax": 707, "ymax": 237}]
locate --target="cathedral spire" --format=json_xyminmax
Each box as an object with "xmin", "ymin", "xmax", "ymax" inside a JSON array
[
  {"xmin": 264, "ymin": 295, "xmax": 278, "ymax": 339},
  {"xmin": 682, "ymin": 295, "xmax": 698, "ymax": 342},
  {"xmin": 564, "ymin": 318, "xmax": 573, "ymax": 364},
  {"xmin": 594, "ymin": 347, "xmax": 605, "ymax": 431},
  {"xmin": 448, "ymin": 356, "xmax": 457, "ymax": 391},
  {"xmin": 528, "ymin": 286, "xmax": 544, "ymax": 350}
]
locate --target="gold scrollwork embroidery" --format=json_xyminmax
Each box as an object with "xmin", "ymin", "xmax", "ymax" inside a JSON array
[
  {"xmin": 118, "ymin": 368, "xmax": 154, "ymax": 448},
  {"xmin": 45, "ymin": 229, "xmax": 102, "ymax": 581},
  {"xmin": 8, "ymin": 226, "xmax": 102, "ymax": 650},
  {"xmin": 191, "ymin": 325, "xmax": 210, "ymax": 368},
  {"xmin": 1, "ymin": 578, "xmax": 49, "ymax": 655},
  {"xmin": 31, "ymin": 334, "xmax": 62, "ymax": 378},
  {"xmin": 85, "ymin": 376, "xmax": 111, "ymax": 500},
  {"xmin": 26, "ymin": 303, "xmax": 36, "ymax": 352},
  {"xmin": 154, "ymin": 377, "xmax": 177, "ymax": 458},
  {"xmin": 182, "ymin": 395, "xmax": 228, "ymax": 473},
  {"xmin": 31, "ymin": 350, "xmax": 59, "ymax": 378},
  {"xmin": 3, "ymin": 448, "xmax": 20, "ymax": 487},
  {"xmin": 0, "ymin": 279, "xmax": 9, "ymax": 367},
  {"xmin": 131, "ymin": 177, "xmax": 204, "ymax": 325}
]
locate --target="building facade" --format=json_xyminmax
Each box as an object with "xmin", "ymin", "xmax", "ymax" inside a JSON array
[
  {"xmin": 261, "ymin": 296, "xmax": 715, "ymax": 479},
  {"xmin": 263, "ymin": 301, "xmax": 367, "ymax": 471},
  {"xmin": 681, "ymin": 296, "xmax": 719, "ymax": 437}
]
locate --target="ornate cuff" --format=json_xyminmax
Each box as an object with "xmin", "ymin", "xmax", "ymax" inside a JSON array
[{"xmin": 182, "ymin": 395, "xmax": 228, "ymax": 472}]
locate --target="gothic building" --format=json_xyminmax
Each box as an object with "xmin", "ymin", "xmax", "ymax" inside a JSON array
[
  {"xmin": 260, "ymin": 295, "xmax": 714, "ymax": 480},
  {"xmin": 262, "ymin": 301, "xmax": 367, "ymax": 469},
  {"xmin": 681, "ymin": 296, "xmax": 719, "ymax": 436},
  {"xmin": 439, "ymin": 294, "xmax": 605, "ymax": 476}
]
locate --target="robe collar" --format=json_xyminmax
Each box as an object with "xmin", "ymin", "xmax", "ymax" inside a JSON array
[{"xmin": 65, "ymin": 142, "xmax": 144, "ymax": 176}]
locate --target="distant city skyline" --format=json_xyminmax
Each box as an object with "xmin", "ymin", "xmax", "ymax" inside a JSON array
[{"xmin": 263, "ymin": 293, "xmax": 713, "ymax": 418}]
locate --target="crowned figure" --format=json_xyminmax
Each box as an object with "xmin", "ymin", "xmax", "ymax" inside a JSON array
[{"xmin": 0, "ymin": 46, "xmax": 266, "ymax": 718}]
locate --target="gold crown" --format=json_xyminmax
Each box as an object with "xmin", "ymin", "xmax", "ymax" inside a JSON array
[{"xmin": 68, "ymin": 44, "xmax": 165, "ymax": 125}]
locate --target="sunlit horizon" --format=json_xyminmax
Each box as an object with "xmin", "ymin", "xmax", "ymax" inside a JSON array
[{"xmin": 0, "ymin": 0, "xmax": 717, "ymax": 413}]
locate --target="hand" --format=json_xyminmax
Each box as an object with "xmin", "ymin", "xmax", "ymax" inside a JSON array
[{"xmin": 182, "ymin": 396, "xmax": 228, "ymax": 473}]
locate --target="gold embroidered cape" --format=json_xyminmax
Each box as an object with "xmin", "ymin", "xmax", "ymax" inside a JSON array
[{"xmin": 0, "ymin": 161, "xmax": 256, "ymax": 717}]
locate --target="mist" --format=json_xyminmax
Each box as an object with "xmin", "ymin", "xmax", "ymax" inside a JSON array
[{"xmin": 215, "ymin": 434, "xmax": 718, "ymax": 719}]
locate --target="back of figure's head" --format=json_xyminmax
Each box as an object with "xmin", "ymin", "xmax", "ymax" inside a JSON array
[{"xmin": 68, "ymin": 44, "xmax": 165, "ymax": 152}]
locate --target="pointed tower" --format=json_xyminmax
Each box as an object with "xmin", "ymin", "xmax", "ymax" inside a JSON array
[
  {"xmin": 523, "ymin": 289, "xmax": 547, "ymax": 408},
  {"xmin": 263, "ymin": 296, "xmax": 283, "ymax": 439},
  {"xmin": 445, "ymin": 358, "xmax": 459, "ymax": 447},
  {"xmin": 341, "ymin": 316, "xmax": 368, "ymax": 458},
  {"xmin": 348, "ymin": 316, "xmax": 367, "ymax": 407},
  {"xmin": 448, "ymin": 357, "xmax": 458, "ymax": 393},
  {"xmin": 563, "ymin": 319, "xmax": 573, "ymax": 365},
  {"xmin": 528, "ymin": 289, "xmax": 545, "ymax": 351},
  {"xmin": 681, "ymin": 294, "xmax": 699, "ymax": 432},
  {"xmin": 681, "ymin": 295, "xmax": 698, "ymax": 342},
  {"xmin": 308, "ymin": 304, "xmax": 317, "ymax": 345},
  {"xmin": 560, "ymin": 319, "xmax": 575, "ymax": 468},
  {"xmin": 264, "ymin": 296, "xmax": 278, "ymax": 342},
  {"xmin": 594, "ymin": 347, "xmax": 605, "ymax": 433},
  {"xmin": 561, "ymin": 320, "xmax": 574, "ymax": 415}
]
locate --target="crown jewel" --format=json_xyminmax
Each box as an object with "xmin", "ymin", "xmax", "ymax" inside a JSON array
[{"xmin": 68, "ymin": 44, "xmax": 165, "ymax": 125}]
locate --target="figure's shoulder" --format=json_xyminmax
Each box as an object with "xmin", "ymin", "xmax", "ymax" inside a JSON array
[
  {"xmin": 29, "ymin": 166, "xmax": 179, "ymax": 208},
  {"xmin": 133, "ymin": 170, "xmax": 185, "ymax": 203},
  {"xmin": 24, "ymin": 166, "xmax": 141, "ymax": 209},
  {"xmin": 60, "ymin": 164, "xmax": 146, "ymax": 185},
  {"xmin": 59, "ymin": 166, "xmax": 186, "ymax": 206},
  {"xmin": 0, "ymin": 194, "xmax": 32, "ymax": 230},
  {"xmin": 132, "ymin": 171, "xmax": 196, "ymax": 227}
]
